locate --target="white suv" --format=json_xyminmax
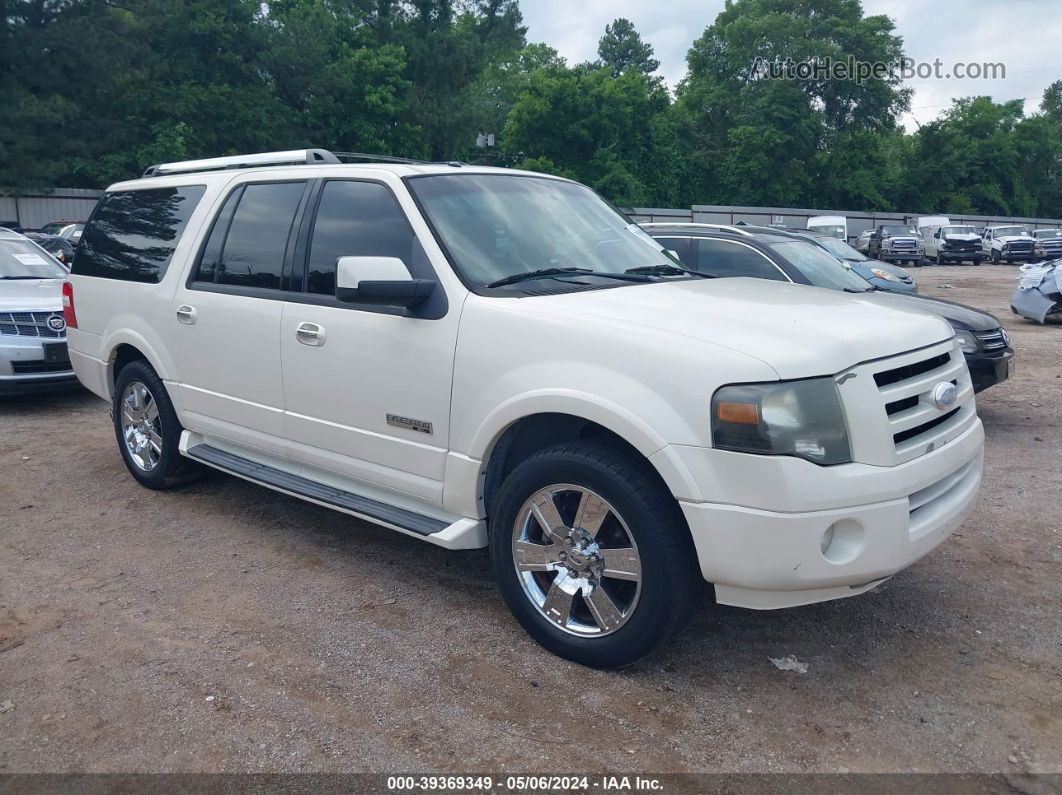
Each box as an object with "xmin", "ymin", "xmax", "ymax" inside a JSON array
[{"xmin": 66, "ymin": 150, "xmax": 985, "ymax": 667}]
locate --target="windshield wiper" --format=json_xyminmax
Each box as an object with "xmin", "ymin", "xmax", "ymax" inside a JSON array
[
  {"xmin": 625, "ymin": 264, "xmax": 713, "ymax": 278},
  {"xmin": 0, "ymin": 276, "xmax": 48, "ymax": 280},
  {"xmin": 487, "ymin": 267, "xmax": 650, "ymax": 288},
  {"xmin": 487, "ymin": 268, "xmax": 593, "ymax": 287}
]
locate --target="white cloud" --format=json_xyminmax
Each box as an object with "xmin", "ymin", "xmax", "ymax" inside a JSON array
[{"xmin": 519, "ymin": 0, "xmax": 1062, "ymax": 127}]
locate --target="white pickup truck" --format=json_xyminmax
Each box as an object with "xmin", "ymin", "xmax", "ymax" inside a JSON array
[
  {"xmin": 982, "ymin": 225, "xmax": 1036, "ymax": 264},
  {"xmin": 65, "ymin": 150, "xmax": 985, "ymax": 667}
]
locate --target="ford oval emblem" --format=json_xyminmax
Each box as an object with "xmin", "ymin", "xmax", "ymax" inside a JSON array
[
  {"xmin": 47, "ymin": 314, "xmax": 66, "ymax": 332},
  {"xmin": 932, "ymin": 381, "xmax": 957, "ymax": 410}
]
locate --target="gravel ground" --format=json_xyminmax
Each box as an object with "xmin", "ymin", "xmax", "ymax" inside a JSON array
[{"xmin": 1, "ymin": 264, "xmax": 1060, "ymax": 775}]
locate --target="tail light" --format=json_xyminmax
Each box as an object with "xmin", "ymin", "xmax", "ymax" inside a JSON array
[{"xmin": 62, "ymin": 281, "xmax": 78, "ymax": 329}]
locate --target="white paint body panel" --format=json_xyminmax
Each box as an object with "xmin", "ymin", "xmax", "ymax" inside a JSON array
[{"xmin": 66, "ymin": 162, "xmax": 984, "ymax": 611}]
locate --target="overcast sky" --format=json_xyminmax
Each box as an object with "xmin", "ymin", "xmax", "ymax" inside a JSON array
[{"xmin": 520, "ymin": 0, "xmax": 1062, "ymax": 129}]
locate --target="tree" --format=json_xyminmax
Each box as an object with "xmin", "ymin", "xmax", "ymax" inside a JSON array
[
  {"xmin": 676, "ymin": 0, "xmax": 910, "ymax": 207},
  {"xmin": 504, "ymin": 65, "xmax": 678, "ymax": 205},
  {"xmin": 597, "ymin": 18, "xmax": 658, "ymax": 79}
]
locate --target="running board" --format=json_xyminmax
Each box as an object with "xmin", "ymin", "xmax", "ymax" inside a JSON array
[{"xmin": 186, "ymin": 443, "xmax": 448, "ymax": 536}]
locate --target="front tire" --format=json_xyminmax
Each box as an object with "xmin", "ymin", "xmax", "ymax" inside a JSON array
[
  {"xmin": 489, "ymin": 443, "xmax": 702, "ymax": 668},
  {"xmin": 992, "ymin": 250, "xmax": 1000, "ymax": 264},
  {"xmin": 113, "ymin": 360, "xmax": 200, "ymax": 490}
]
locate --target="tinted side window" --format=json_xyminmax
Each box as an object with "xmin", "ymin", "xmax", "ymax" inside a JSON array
[
  {"xmin": 695, "ymin": 239, "xmax": 787, "ymax": 281},
  {"xmin": 194, "ymin": 187, "xmax": 243, "ymax": 284},
  {"xmin": 214, "ymin": 182, "xmax": 305, "ymax": 290},
  {"xmin": 73, "ymin": 186, "xmax": 205, "ymax": 283},
  {"xmin": 306, "ymin": 181, "xmax": 414, "ymax": 295},
  {"xmin": 652, "ymin": 236, "xmax": 693, "ymax": 267}
]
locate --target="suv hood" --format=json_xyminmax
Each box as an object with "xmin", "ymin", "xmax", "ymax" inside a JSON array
[
  {"xmin": 0, "ymin": 278, "xmax": 64, "ymax": 313},
  {"xmin": 996, "ymin": 235, "xmax": 1033, "ymax": 244},
  {"xmin": 943, "ymin": 233, "xmax": 980, "ymax": 243},
  {"xmin": 524, "ymin": 279, "xmax": 954, "ymax": 380},
  {"xmin": 861, "ymin": 289, "xmax": 1000, "ymax": 332}
]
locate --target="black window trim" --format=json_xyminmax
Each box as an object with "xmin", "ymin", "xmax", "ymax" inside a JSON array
[
  {"xmin": 73, "ymin": 183, "xmax": 207, "ymax": 284},
  {"xmin": 186, "ymin": 178, "xmax": 310, "ymax": 296}
]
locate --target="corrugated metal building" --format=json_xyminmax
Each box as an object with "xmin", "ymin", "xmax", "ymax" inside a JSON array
[{"xmin": 0, "ymin": 188, "xmax": 102, "ymax": 231}]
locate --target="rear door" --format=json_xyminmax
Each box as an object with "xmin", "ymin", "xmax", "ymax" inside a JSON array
[
  {"xmin": 279, "ymin": 178, "xmax": 459, "ymax": 505},
  {"xmin": 168, "ymin": 180, "xmax": 310, "ymax": 456}
]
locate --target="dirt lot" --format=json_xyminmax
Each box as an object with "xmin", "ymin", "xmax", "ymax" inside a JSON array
[{"xmin": 1, "ymin": 265, "xmax": 1060, "ymax": 775}]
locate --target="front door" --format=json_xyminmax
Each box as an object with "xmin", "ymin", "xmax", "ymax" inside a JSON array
[
  {"xmin": 279, "ymin": 179, "xmax": 460, "ymax": 505},
  {"xmin": 169, "ymin": 179, "xmax": 309, "ymax": 456}
]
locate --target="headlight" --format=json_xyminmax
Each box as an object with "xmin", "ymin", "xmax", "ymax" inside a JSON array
[
  {"xmin": 870, "ymin": 267, "xmax": 901, "ymax": 282},
  {"xmin": 953, "ymin": 330, "xmax": 978, "ymax": 354},
  {"xmin": 711, "ymin": 378, "xmax": 852, "ymax": 465}
]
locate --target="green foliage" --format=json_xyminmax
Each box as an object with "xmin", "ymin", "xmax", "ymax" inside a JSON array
[
  {"xmin": 0, "ymin": 1, "xmax": 1059, "ymax": 218},
  {"xmin": 597, "ymin": 18, "xmax": 659, "ymax": 78}
]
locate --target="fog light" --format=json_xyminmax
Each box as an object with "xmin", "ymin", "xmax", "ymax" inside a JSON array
[{"xmin": 820, "ymin": 519, "xmax": 865, "ymax": 564}]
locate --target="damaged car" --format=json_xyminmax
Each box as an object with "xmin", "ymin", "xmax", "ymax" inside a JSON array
[{"xmin": 1011, "ymin": 260, "xmax": 1062, "ymax": 324}]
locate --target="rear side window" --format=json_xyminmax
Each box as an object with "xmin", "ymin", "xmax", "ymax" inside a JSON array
[
  {"xmin": 196, "ymin": 182, "xmax": 306, "ymax": 290},
  {"xmin": 305, "ymin": 181, "xmax": 414, "ymax": 295},
  {"xmin": 73, "ymin": 186, "xmax": 205, "ymax": 283},
  {"xmin": 695, "ymin": 239, "xmax": 787, "ymax": 281}
]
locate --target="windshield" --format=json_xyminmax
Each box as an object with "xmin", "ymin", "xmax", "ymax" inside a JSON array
[
  {"xmin": 407, "ymin": 174, "xmax": 680, "ymax": 290},
  {"xmin": 809, "ymin": 224, "xmax": 845, "ymax": 239},
  {"xmin": 766, "ymin": 239, "xmax": 871, "ymax": 292},
  {"xmin": 813, "ymin": 235, "xmax": 867, "ymax": 261},
  {"xmin": 993, "ymin": 226, "xmax": 1027, "ymax": 237},
  {"xmin": 38, "ymin": 222, "xmax": 68, "ymax": 235},
  {"xmin": 943, "ymin": 226, "xmax": 977, "ymax": 235},
  {"xmin": 0, "ymin": 238, "xmax": 67, "ymax": 278},
  {"xmin": 882, "ymin": 226, "xmax": 916, "ymax": 237},
  {"xmin": 1033, "ymin": 229, "xmax": 1060, "ymax": 238}
]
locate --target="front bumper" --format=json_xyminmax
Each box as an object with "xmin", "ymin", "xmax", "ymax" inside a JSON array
[
  {"xmin": 937, "ymin": 249, "xmax": 981, "ymax": 262},
  {"xmin": 870, "ymin": 277, "xmax": 917, "ymax": 293},
  {"xmin": 0, "ymin": 337, "xmax": 80, "ymax": 395},
  {"xmin": 674, "ymin": 419, "xmax": 984, "ymax": 609},
  {"xmin": 879, "ymin": 252, "xmax": 923, "ymax": 262},
  {"xmin": 967, "ymin": 350, "xmax": 1013, "ymax": 393}
]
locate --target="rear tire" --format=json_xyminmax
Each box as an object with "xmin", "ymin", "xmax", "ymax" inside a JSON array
[
  {"xmin": 489, "ymin": 442, "xmax": 702, "ymax": 668},
  {"xmin": 113, "ymin": 360, "xmax": 200, "ymax": 490}
]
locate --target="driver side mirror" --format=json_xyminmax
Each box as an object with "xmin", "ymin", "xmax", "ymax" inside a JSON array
[{"xmin": 335, "ymin": 256, "xmax": 436, "ymax": 308}]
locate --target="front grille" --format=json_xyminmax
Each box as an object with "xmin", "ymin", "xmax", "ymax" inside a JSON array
[
  {"xmin": 11, "ymin": 360, "xmax": 73, "ymax": 374},
  {"xmin": 1004, "ymin": 242, "xmax": 1034, "ymax": 252},
  {"xmin": 871, "ymin": 347, "xmax": 973, "ymax": 462},
  {"xmin": 0, "ymin": 311, "xmax": 65, "ymax": 338},
  {"xmin": 894, "ymin": 407, "xmax": 959, "ymax": 445},
  {"xmin": 887, "ymin": 239, "xmax": 918, "ymax": 252},
  {"xmin": 975, "ymin": 329, "xmax": 1007, "ymax": 352},
  {"xmin": 874, "ymin": 352, "xmax": 950, "ymax": 388}
]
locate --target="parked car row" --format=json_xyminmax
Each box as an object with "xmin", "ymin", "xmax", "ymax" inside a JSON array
[{"xmin": 845, "ymin": 216, "xmax": 1062, "ymax": 266}]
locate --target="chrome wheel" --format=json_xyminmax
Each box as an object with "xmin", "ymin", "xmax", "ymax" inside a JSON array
[
  {"xmin": 120, "ymin": 381, "xmax": 162, "ymax": 472},
  {"xmin": 511, "ymin": 484, "xmax": 642, "ymax": 637}
]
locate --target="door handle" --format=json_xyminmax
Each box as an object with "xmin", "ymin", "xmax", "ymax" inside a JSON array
[
  {"xmin": 295, "ymin": 321, "xmax": 326, "ymax": 347},
  {"xmin": 176, "ymin": 305, "xmax": 197, "ymax": 325}
]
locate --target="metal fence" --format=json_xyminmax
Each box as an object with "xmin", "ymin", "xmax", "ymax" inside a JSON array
[
  {"xmin": 0, "ymin": 188, "xmax": 103, "ymax": 231},
  {"xmin": 626, "ymin": 204, "xmax": 1062, "ymax": 240},
  {"xmin": 5, "ymin": 188, "xmax": 1061, "ymax": 240}
]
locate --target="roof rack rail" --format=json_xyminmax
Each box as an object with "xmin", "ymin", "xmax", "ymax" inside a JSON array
[
  {"xmin": 143, "ymin": 149, "xmax": 340, "ymax": 178},
  {"xmin": 331, "ymin": 151, "xmax": 431, "ymax": 165},
  {"xmin": 640, "ymin": 221, "xmax": 754, "ymax": 237}
]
